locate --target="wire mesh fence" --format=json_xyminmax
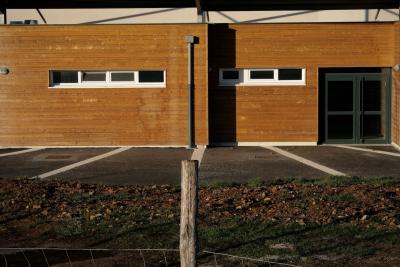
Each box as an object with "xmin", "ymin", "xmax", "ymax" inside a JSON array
[{"xmin": 0, "ymin": 247, "xmax": 300, "ymax": 267}]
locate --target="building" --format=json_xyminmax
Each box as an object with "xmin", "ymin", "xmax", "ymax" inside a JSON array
[{"xmin": 0, "ymin": 0, "xmax": 399, "ymax": 148}]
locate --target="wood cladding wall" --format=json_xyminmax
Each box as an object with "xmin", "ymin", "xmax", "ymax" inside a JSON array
[
  {"xmin": 209, "ymin": 23, "xmax": 396, "ymax": 143},
  {"xmin": 393, "ymin": 23, "xmax": 400, "ymax": 146},
  {"xmin": 0, "ymin": 25, "xmax": 208, "ymax": 146},
  {"xmin": 0, "ymin": 23, "xmax": 397, "ymax": 146}
]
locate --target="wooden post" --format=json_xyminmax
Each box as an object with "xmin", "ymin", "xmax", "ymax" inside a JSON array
[{"xmin": 180, "ymin": 160, "xmax": 199, "ymax": 267}]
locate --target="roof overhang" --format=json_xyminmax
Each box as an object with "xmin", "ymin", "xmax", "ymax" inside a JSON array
[{"xmin": 0, "ymin": 0, "xmax": 398, "ymax": 10}]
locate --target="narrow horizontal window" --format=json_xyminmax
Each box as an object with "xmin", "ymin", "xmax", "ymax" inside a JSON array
[
  {"xmin": 111, "ymin": 72, "xmax": 135, "ymax": 82},
  {"xmin": 52, "ymin": 71, "xmax": 78, "ymax": 84},
  {"xmin": 219, "ymin": 68, "xmax": 305, "ymax": 86},
  {"xmin": 222, "ymin": 70, "xmax": 239, "ymax": 80},
  {"xmin": 49, "ymin": 70, "xmax": 166, "ymax": 88},
  {"xmin": 278, "ymin": 69, "xmax": 303, "ymax": 81},
  {"xmin": 82, "ymin": 71, "xmax": 107, "ymax": 82},
  {"xmin": 249, "ymin": 70, "xmax": 274, "ymax": 80},
  {"xmin": 138, "ymin": 71, "xmax": 164, "ymax": 83}
]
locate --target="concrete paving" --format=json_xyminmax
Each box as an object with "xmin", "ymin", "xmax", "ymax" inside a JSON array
[
  {"xmin": 0, "ymin": 148, "xmax": 26, "ymax": 154},
  {"xmin": 50, "ymin": 148, "xmax": 192, "ymax": 185},
  {"xmin": 352, "ymin": 145, "xmax": 400, "ymax": 153},
  {"xmin": 0, "ymin": 148, "xmax": 113, "ymax": 179},
  {"xmin": 200, "ymin": 147, "xmax": 326, "ymax": 183},
  {"xmin": 0, "ymin": 145, "xmax": 399, "ymax": 184},
  {"xmin": 278, "ymin": 146, "xmax": 400, "ymax": 178}
]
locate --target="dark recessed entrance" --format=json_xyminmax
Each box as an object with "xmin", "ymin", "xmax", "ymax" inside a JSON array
[{"xmin": 319, "ymin": 68, "xmax": 391, "ymax": 144}]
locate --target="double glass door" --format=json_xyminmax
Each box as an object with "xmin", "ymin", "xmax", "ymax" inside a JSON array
[{"xmin": 325, "ymin": 73, "xmax": 390, "ymax": 144}]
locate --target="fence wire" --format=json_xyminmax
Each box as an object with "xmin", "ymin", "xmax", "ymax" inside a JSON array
[
  {"xmin": 0, "ymin": 247, "xmax": 300, "ymax": 267},
  {"xmin": 202, "ymin": 250, "xmax": 301, "ymax": 267}
]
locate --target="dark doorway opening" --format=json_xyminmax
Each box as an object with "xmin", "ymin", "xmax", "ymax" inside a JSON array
[
  {"xmin": 208, "ymin": 24, "xmax": 237, "ymax": 145},
  {"xmin": 319, "ymin": 68, "xmax": 391, "ymax": 144}
]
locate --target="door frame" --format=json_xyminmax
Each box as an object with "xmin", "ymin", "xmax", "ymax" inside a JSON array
[{"xmin": 323, "ymin": 70, "xmax": 391, "ymax": 144}]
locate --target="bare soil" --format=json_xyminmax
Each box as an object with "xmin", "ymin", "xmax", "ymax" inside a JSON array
[{"xmin": 0, "ymin": 177, "xmax": 400, "ymax": 266}]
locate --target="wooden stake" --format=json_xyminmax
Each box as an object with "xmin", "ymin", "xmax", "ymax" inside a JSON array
[{"xmin": 180, "ymin": 160, "xmax": 199, "ymax": 267}]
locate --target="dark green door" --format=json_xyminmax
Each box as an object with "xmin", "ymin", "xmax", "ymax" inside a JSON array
[{"xmin": 325, "ymin": 73, "xmax": 390, "ymax": 144}]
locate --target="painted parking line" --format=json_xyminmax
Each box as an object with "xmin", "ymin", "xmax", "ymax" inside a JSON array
[
  {"xmin": 333, "ymin": 145, "xmax": 400, "ymax": 158},
  {"xmin": 34, "ymin": 147, "xmax": 131, "ymax": 179},
  {"xmin": 190, "ymin": 145, "xmax": 206, "ymax": 166},
  {"xmin": 0, "ymin": 148, "xmax": 44, "ymax": 158},
  {"xmin": 263, "ymin": 146, "xmax": 347, "ymax": 176}
]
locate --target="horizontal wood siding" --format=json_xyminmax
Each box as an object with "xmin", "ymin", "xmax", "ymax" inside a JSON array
[
  {"xmin": 209, "ymin": 23, "xmax": 395, "ymax": 143},
  {"xmin": 393, "ymin": 23, "xmax": 400, "ymax": 146},
  {"xmin": 0, "ymin": 25, "xmax": 208, "ymax": 146}
]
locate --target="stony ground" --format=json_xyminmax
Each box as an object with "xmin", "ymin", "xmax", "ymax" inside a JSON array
[{"xmin": 1, "ymin": 177, "xmax": 400, "ymax": 266}]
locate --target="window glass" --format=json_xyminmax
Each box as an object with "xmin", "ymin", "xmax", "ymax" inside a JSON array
[
  {"xmin": 111, "ymin": 72, "xmax": 135, "ymax": 82},
  {"xmin": 50, "ymin": 70, "xmax": 165, "ymax": 88},
  {"xmin": 249, "ymin": 70, "xmax": 274, "ymax": 80},
  {"xmin": 327, "ymin": 81, "xmax": 353, "ymax": 112},
  {"xmin": 139, "ymin": 71, "xmax": 164, "ymax": 83},
  {"xmin": 327, "ymin": 115, "xmax": 354, "ymax": 140},
  {"xmin": 278, "ymin": 69, "xmax": 303, "ymax": 80},
  {"xmin": 222, "ymin": 70, "xmax": 239, "ymax": 80},
  {"xmin": 52, "ymin": 71, "xmax": 78, "ymax": 84},
  {"xmin": 82, "ymin": 72, "xmax": 107, "ymax": 82}
]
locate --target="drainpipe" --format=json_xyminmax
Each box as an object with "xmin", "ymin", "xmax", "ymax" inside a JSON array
[{"xmin": 186, "ymin": 36, "xmax": 197, "ymax": 149}]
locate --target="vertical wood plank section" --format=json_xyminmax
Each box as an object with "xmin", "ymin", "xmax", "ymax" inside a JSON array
[
  {"xmin": 0, "ymin": 24, "xmax": 208, "ymax": 146},
  {"xmin": 180, "ymin": 160, "xmax": 198, "ymax": 267}
]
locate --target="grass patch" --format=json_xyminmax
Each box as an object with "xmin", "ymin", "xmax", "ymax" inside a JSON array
[
  {"xmin": 199, "ymin": 218, "xmax": 400, "ymax": 265},
  {"xmin": 247, "ymin": 177, "xmax": 264, "ymax": 187},
  {"xmin": 202, "ymin": 176, "xmax": 400, "ymax": 188},
  {"xmin": 295, "ymin": 176, "xmax": 400, "ymax": 186},
  {"xmin": 201, "ymin": 180, "xmax": 240, "ymax": 188}
]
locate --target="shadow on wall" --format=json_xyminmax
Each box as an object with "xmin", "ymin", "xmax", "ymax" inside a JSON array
[{"xmin": 208, "ymin": 24, "xmax": 237, "ymax": 145}]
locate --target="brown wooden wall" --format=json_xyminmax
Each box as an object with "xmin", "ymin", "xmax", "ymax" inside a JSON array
[
  {"xmin": 393, "ymin": 22, "xmax": 400, "ymax": 147},
  {"xmin": 209, "ymin": 23, "xmax": 396, "ymax": 143},
  {"xmin": 0, "ymin": 23, "xmax": 398, "ymax": 146},
  {"xmin": 0, "ymin": 25, "xmax": 208, "ymax": 146}
]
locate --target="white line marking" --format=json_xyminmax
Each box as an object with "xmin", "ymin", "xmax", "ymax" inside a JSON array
[
  {"xmin": 0, "ymin": 145, "xmax": 186, "ymax": 149},
  {"xmin": 34, "ymin": 147, "xmax": 131, "ymax": 179},
  {"xmin": 238, "ymin": 142, "xmax": 317, "ymax": 146},
  {"xmin": 392, "ymin": 143, "xmax": 400, "ymax": 152},
  {"xmin": 190, "ymin": 145, "xmax": 206, "ymax": 166},
  {"xmin": 333, "ymin": 145, "xmax": 400, "ymax": 158},
  {"xmin": 263, "ymin": 146, "xmax": 347, "ymax": 176},
  {"xmin": 0, "ymin": 148, "xmax": 44, "ymax": 158}
]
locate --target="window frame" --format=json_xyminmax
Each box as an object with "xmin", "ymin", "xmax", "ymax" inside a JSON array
[
  {"xmin": 49, "ymin": 70, "xmax": 166, "ymax": 89},
  {"xmin": 277, "ymin": 68, "xmax": 305, "ymax": 82},
  {"xmin": 49, "ymin": 70, "xmax": 80, "ymax": 87},
  {"xmin": 219, "ymin": 68, "xmax": 306, "ymax": 86},
  {"xmin": 81, "ymin": 71, "xmax": 108, "ymax": 84},
  {"xmin": 138, "ymin": 70, "xmax": 167, "ymax": 85},
  {"xmin": 109, "ymin": 71, "xmax": 136, "ymax": 84},
  {"xmin": 245, "ymin": 69, "xmax": 277, "ymax": 83},
  {"xmin": 219, "ymin": 69, "xmax": 242, "ymax": 85}
]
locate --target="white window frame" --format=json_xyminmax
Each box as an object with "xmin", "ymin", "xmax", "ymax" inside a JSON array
[
  {"xmin": 49, "ymin": 70, "xmax": 166, "ymax": 89},
  {"xmin": 244, "ymin": 69, "xmax": 276, "ymax": 83},
  {"xmin": 137, "ymin": 70, "xmax": 167, "ymax": 87},
  {"xmin": 219, "ymin": 68, "xmax": 306, "ymax": 86},
  {"xmin": 81, "ymin": 71, "xmax": 108, "ymax": 84},
  {"xmin": 109, "ymin": 71, "xmax": 136, "ymax": 84},
  {"xmin": 277, "ymin": 68, "xmax": 306, "ymax": 85},
  {"xmin": 49, "ymin": 70, "xmax": 80, "ymax": 87}
]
